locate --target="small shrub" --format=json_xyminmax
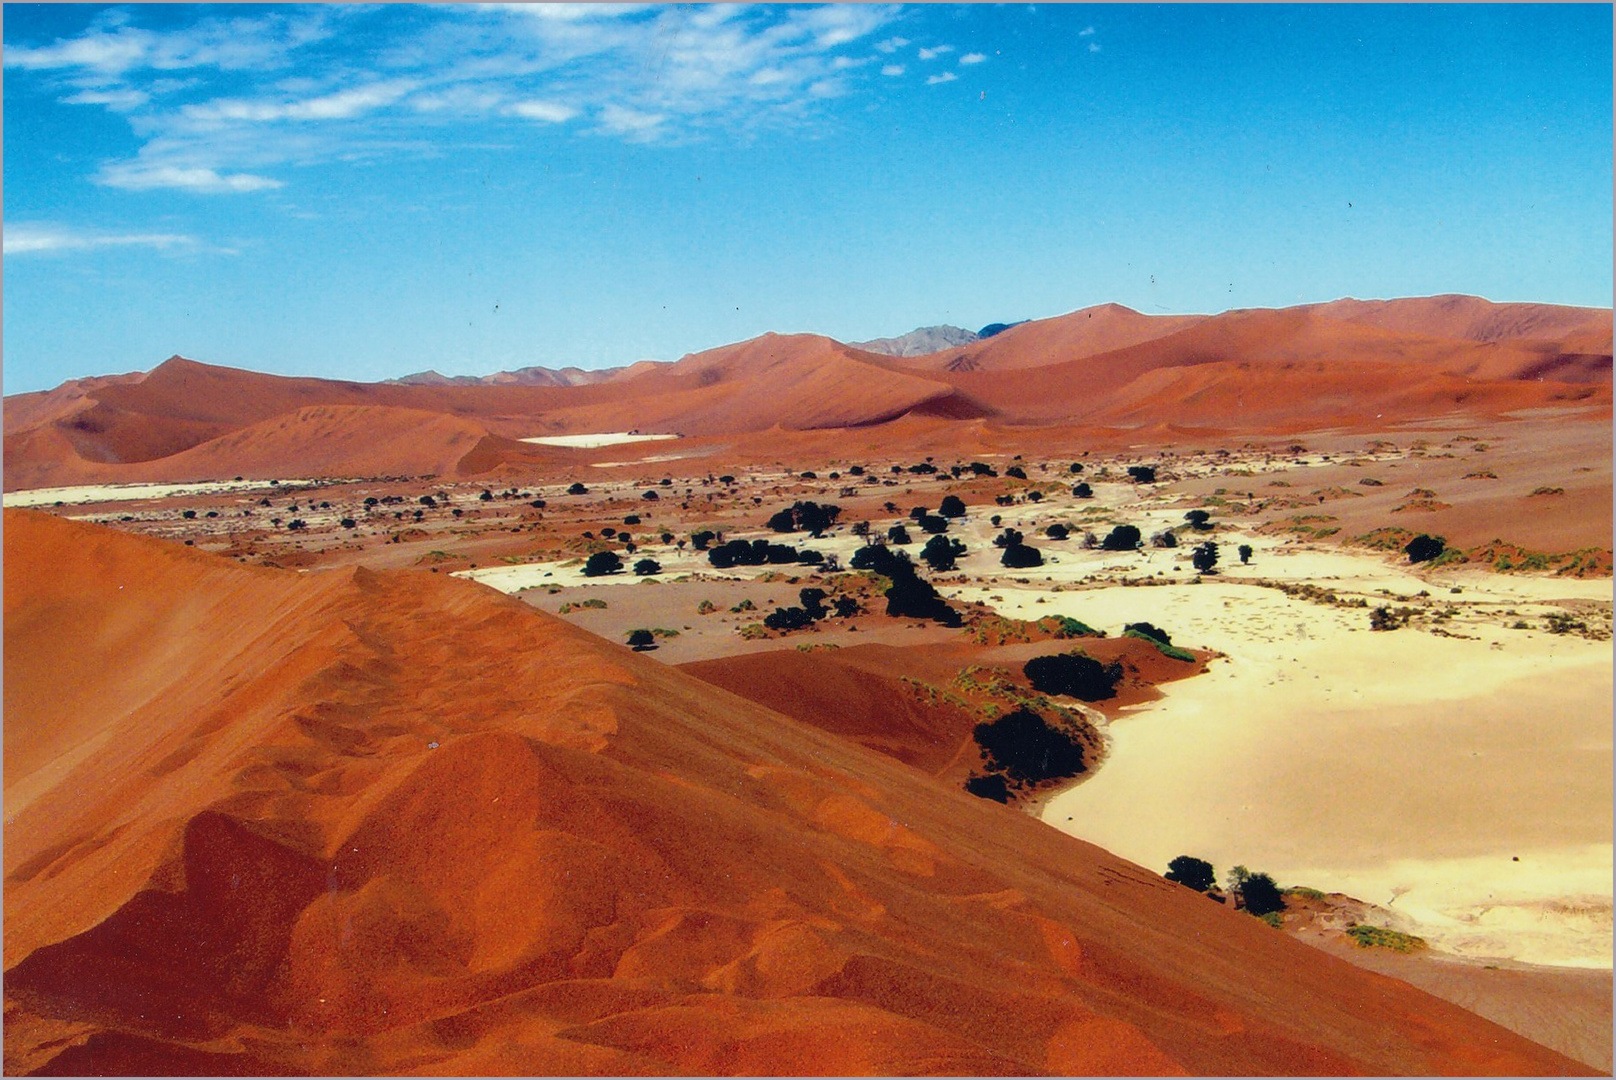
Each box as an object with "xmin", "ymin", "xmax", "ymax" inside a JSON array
[
  {"xmin": 1369, "ymin": 605, "xmax": 1413, "ymax": 631},
  {"xmin": 1123, "ymin": 621, "xmax": 1172, "ymax": 645},
  {"xmin": 1050, "ymin": 616, "xmax": 1102, "ymax": 639},
  {"xmin": 1346, "ymin": 924, "xmax": 1427, "ymax": 953}
]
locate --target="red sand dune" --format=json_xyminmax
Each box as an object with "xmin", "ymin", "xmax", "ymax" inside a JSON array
[
  {"xmin": 3, "ymin": 510, "xmax": 1592, "ymax": 1075},
  {"xmin": 1308, "ymin": 295, "xmax": 1613, "ymax": 355},
  {"xmin": 4, "ymin": 298, "xmax": 1610, "ymax": 492},
  {"xmin": 3, "ymin": 405, "xmax": 574, "ymax": 489},
  {"xmin": 534, "ymin": 333, "xmax": 985, "ymax": 437},
  {"xmin": 909, "ymin": 303, "xmax": 1207, "ymax": 373},
  {"xmin": 2, "ymin": 370, "xmax": 148, "ymax": 435},
  {"xmin": 934, "ymin": 306, "xmax": 1611, "ymax": 427}
]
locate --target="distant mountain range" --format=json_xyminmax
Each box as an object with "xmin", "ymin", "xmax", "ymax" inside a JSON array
[{"xmin": 851, "ymin": 325, "xmax": 980, "ymax": 357}]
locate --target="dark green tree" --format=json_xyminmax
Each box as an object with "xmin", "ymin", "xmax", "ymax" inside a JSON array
[
  {"xmin": 1164, "ymin": 856, "xmax": 1217, "ymax": 892},
  {"xmin": 1405, "ymin": 534, "xmax": 1445, "ymax": 563},
  {"xmin": 1023, "ymin": 652, "xmax": 1122, "ymax": 701},
  {"xmin": 1100, "ymin": 524, "xmax": 1142, "ymax": 551},
  {"xmin": 1239, "ymin": 872, "xmax": 1286, "ymax": 916},
  {"xmin": 583, "ymin": 551, "xmax": 623, "ymax": 577}
]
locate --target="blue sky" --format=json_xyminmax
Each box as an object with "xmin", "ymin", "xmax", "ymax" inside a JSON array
[{"xmin": 4, "ymin": 3, "xmax": 1611, "ymax": 393}]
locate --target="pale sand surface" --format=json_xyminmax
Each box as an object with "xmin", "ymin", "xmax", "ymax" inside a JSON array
[
  {"xmin": 942, "ymin": 545, "xmax": 1615, "ymax": 969},
  {"xmin": 518, "ymin": 431, "xmax": 680, "ymax": 448},
  {"xmin": 1, "ymin": 478, "xmax": 321, "ymax": 507}
]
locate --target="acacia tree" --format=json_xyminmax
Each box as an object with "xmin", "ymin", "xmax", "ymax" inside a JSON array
[
  {"xmin": 583, "ymin": 551, "xmax": 623, "ymax": 576},
  {"xmin": 920, "ymin": 534, "xmax": 966, "ymax": 571},
  {"xmin": 1023, "ymin": 652, "xmax": 1122, "ymax": 701},
  {"xmin": 1100, "ymin": 525, "xmax": 1141, "ymax": 551},
  {"xmin": 1405, "ymin": 534, "xmax": 1445, "ymax": 563},
  {"xmin": 1191, "ymin": 541, "xmax": 1220, "ymax": 574},
  {"xmin": 1164, "ymin": 856, "xmax": 1217, "ymax": 892}
]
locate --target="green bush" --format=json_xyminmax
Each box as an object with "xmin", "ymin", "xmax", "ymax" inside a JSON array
[{"xmin": 1346, "ymin": 924, "xmax": 1427, "ymax": 952}]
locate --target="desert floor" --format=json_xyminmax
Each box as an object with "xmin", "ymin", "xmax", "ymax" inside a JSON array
[{"xmin": 12, "ymin": 418, "xmax": 1611, "ymax": 1067}]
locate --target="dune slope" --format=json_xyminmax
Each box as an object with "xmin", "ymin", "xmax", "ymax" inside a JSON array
[{"xmin": 2, "ymin": 510, "xmax": 1591, "ymax": 1076}]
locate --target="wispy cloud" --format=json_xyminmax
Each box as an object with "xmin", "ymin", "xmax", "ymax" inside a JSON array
[
  {"xmin": 5, "ymin": 4, "xmax": 908, "ymax": 193},
  {"xmin": 3, "ymin": 223, "xmax": 202, "ymax": 254},
  {"xmin": 1079, "ymin": 26, "xmax": 1096, "ymax": 37},
  {"xmin": 1088, "ymin": 42, "xmax": 1101, "ymax": 54},
  {"xmin": 881, "ymin": 63, "xmax": 906, "ymax": 77},
  {"xmin": 917, "ymin": 45, "xmax": 955, "ymax": 61},
  {"xmin": 97, "ymin": 163, "xmax": 284, "ymax": 193},
  {"xmin": 506, "ymin": 99, "xmax": 578, "ymax": 123},
  {"xmin": 959, "ymin": 53, "xmax": 987, "ymax": 66},
  {"xmin": 926, "ymin": 71, "xmax": 958, "ymax": 86}
]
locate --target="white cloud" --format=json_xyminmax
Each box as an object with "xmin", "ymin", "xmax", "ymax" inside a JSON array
[
  {"xmin": 3, "ymin": 223, "xmax": 199, "ymax": 255},
  {"xmin": 183, "ymin": 81, "xmax": 417, "ymax": 125},
  {"xmin": 8, "ymin": 4, "xmax": 915, "ymax": 189},
  {"xmin": 926, "ymin": 72, "xmax": 958, "ymax": 86},
  {"xmin": 959, "ymin": 53, "xmax": 987, "ymax": 66},
  {"xmin": 918, "ymin": 45, "xmax": 954, "ymax": 61},
  {"xmin": 1079, "ymin": 26, "xmax": 1096, "ymax": 37},
  {"xmin": 96, "ymin": 164, "xmax": 283, "ymax": 193},
  {"xmin": 881, "ymin": 63, "xmax": 905, "ymax": 77},
  {"xmin": 506, "ymin": 99, "xmax": 577, "ymax": 123},
  {"xmin": 598, "ymin": 103, "xmax": 665, "ymax": 139},
  {"xmin": 1088, "ymin": 42, "xmax": 1101, "ymax": 53},
  {"xmin": 61, "ymin": 86, "xmax": 150, "ymax": 110}
]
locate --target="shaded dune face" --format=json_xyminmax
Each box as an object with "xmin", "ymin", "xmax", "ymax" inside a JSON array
[{"xmin": 2, "ymin": 511, "xmax": 1593, "ymax": 1076}]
